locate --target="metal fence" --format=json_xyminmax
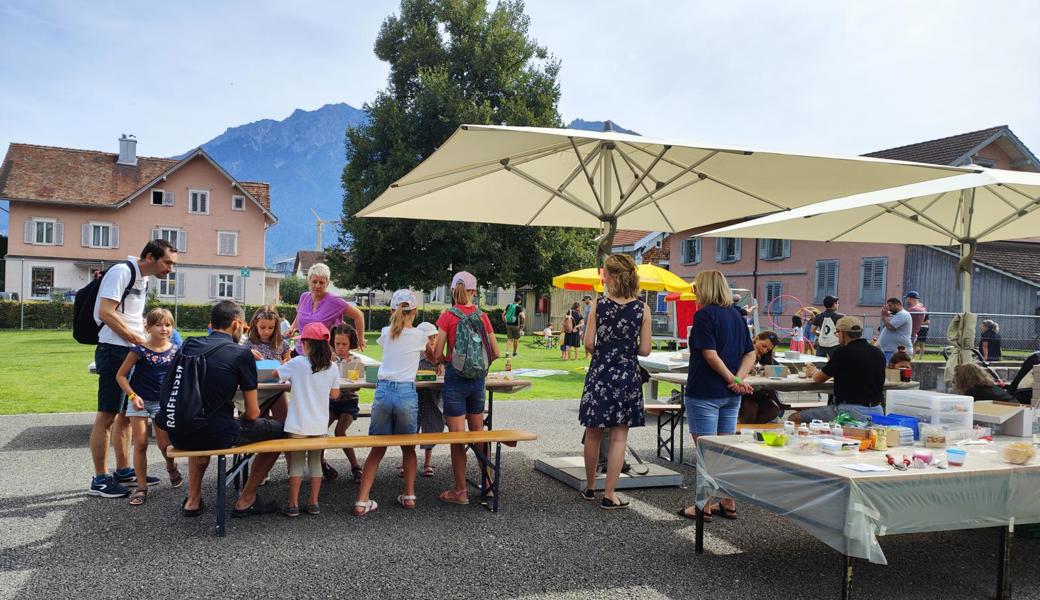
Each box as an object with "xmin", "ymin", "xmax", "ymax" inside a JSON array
[{"xmin": 758, "ymin": 310, "xmax": 1040, "ymax": 353}]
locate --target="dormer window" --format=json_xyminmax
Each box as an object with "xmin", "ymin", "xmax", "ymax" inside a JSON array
[
  {"xmin": 189, "ymin": 189, "xmax": 209, "ymax": 214},
  {"xmin": 232, "ymin": 195, "xmax": 246, "ymax": 211},
  {"xmin": 151, "ymin": 189, "xmax": 174, "ymax": 206}
]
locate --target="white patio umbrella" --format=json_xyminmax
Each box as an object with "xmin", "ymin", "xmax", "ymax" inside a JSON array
[
  {"xmin": 701, "ymin": 168, "xmax": 1040, "ymax": 380},
  {"xmin": 356, "ymin": 124, "xmax": 972, "ymax": 259}
]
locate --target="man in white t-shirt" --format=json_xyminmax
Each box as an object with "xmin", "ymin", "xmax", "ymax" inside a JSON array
[{"xmin": 88, "ymin": 239, "xmax": 177, "ymax": 498}]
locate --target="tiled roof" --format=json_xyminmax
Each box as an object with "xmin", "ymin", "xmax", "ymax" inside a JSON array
[
  {"xmin": 863, "ymin": 126, "xmax": 1007, "ymax": 165},
  {"xmin": 612, "ymin": 229, "xmax": 653, "ymax": 246},
  {"xmin": 971, "ymin": 241, "xmax": 1040, "ymax": 285},
  {"xmin": 0, "ymin": 143, "xmax": 272, "ymax": 212},
  {"xmin": 238, "ymin": 181, "xmax": 271, "ymax": 211},
  {"xmin": 294, "ymin": 250, "xmax": 324, "ymax": 274},
  {"xmin": 0, "ymin": 143, "xmax": 177, "ymax": 207}
]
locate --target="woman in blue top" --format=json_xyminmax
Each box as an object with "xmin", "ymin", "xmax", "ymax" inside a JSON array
[{"xmin": 680, "ymin": 270, "xmax": 755, "ymax": 521}]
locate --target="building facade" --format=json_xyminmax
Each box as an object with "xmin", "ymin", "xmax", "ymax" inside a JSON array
[{"xmin": 1, "ymin": 137, "xmax": 279, "ymax": 304}]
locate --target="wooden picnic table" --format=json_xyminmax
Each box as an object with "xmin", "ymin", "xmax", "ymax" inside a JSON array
[{"xmin": 650, "ymin": 372, "xmax": 920, "ymax": 394}]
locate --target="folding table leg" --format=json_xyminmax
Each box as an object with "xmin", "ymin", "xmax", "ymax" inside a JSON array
[
  {"xmin": 841, "ymin": 554, "xmax": 853, "ymax": 600},
  {"xmin": 484, "ymin": 390, "xmax": 494, "ymax": 430},
  {"xmin": 492, "ymin": 442, "xmax": 502, "ymax": 513},
  {"xmin": 695, "ymin": 503, "xmax": 704, "ymax": 554},
  {"xmin": 216, "ymin": 455, "xmax": 227, "ymax": 538},
  {"xmin": 997, "ymin": 525, "xmax": 1013, "ymax": 600}
]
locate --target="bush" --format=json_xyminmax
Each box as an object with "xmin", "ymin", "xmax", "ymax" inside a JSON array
[
  {"xmin": 279, "ymin": 277, "xmax": 308, "ymax": 305},
  {"xmin": 0, "ymin": 300, "xmax": 506, "ymax": 334}
]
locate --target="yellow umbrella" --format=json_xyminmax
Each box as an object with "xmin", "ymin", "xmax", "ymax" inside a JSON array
[{"xmin": 552, "ymin": 264, "xmax": 693, "ymax": 293}]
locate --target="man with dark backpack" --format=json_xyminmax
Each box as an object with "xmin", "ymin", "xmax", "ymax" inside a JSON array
[
  {"xmin": 86, "ymin": 239, "xmax": 176, "ymax": 498},
  {"xmin": 165, "ymin": 301, "xmax": 285, "ymax": 518},
  {"xmin": 502, "ymin": 295, "xmax": 525, "ymax": 357}
]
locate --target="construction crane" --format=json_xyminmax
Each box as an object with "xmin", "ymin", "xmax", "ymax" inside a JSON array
[{"xmin": 311, "ymin": 208, "xmax": 341, "ymax": 251}]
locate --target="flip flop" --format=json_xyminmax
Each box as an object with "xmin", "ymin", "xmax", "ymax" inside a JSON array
[
  {"xmin": 678, "ymin": 506, "xmax": 712, "ymax": 522},
  {"xmin": 437, "ymin": 488, "xmax": 469, "ymax": 505},
  {"xmin": 231, "ymin": 498, "xmax": 278, "ymax": 518},
  {"xmin": 719, "ymin": 506, "xmax": 738, "ymax": 520},
  {"xmin": 181, "ymin": 497, "xmax": 205, "ymax": 517}
]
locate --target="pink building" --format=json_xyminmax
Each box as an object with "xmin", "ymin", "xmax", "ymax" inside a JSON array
[
  {"xmin": 1, "ymin": 136, "xmax": 279, "ymax": 304},
  {"xmin": 659, "ymin": 126, "xmax": 1040, "ymax": 320}
]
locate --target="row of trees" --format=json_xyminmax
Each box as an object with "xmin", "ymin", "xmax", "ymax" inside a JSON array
[{"xmin": 333, "ymin": 0, "xmax": 595, "ymax": 293}]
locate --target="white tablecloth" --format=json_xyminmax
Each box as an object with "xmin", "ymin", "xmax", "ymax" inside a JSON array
[{"xmin": 695, "ymin": 435, "xmax": 1040, "ymax": 564}]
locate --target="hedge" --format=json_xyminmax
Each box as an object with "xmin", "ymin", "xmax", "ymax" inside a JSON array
[{"xmin": 0, "ymin": 300, "xmax": 507, "ymax": 334}]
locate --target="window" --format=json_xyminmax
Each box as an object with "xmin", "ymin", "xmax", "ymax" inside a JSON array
[
  {"xmin": 715, "ymin": 238, "xmax": 741, "ymax": 263},
  {"xmin": 217, "ymin": 274, "xmax": 234, "ymax": 298},
  {"xmin": 86, "ymin": 222, "xmax": 118, "ymax": 249},
  {"xmin": 655, "ymin": 292, "xmax": 668, "ymax": 314},
  {"xmin": 158, "ymin": 273, "xmax": 178, "ymax": 297},
  {"xmin": 681, "ymin": 238, "xmax": 701, "ymax": 265},
  {"xmin": 189, "ymin": 189, "xmax": 209, "ymax": 214},
  {"xmin": 26, "ymin": 218, "xmax": 62, "ymax": 245},
  {"xmin": 152, "ymin": 227, "xmax": 186, "ymax": 252},
  {"xmin": 859, "ymin": 257, "xmax": 888, "ymax": 306},
  {"xmin": 232, "ymin": 195, "xmax": 246, "ymax": 211},
  {"xmin": 217, "ymin": 231, "xmax": 238, "ymax": 256},
  {"xmin": 759, "ymin": 239, "xmax": 790, "ymax": 260},
  {"xmin": 31, "ymin": 267, "xmax": 54, "ymax": 298},
  {"xmin": 151, "ymin": 189, "xmax": 174, "ymax": 206},
  {"xmin": 814, "ymin": 260, "xmax": 839, "ymax": 303},
  {"xmin": 765, "ymin": 281, "xmax": 783, "ymax": 314}
]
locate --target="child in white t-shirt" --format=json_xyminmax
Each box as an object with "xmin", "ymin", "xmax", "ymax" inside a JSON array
[
  {"xmin": 354, "ymin": 289, "xmax": 427, "ymax": 516},
  {"xmin": 789, "ymin": 315, "xmax": 805, "ymax": 353},
  {"xmin": 275, "ymin": 321, "xmax": 340, "ymax": 517}
]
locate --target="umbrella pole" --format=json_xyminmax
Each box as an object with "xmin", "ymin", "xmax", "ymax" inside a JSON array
[{"xmin": 596, "ymin": 217, "xmax": 618, "ymax": 265}]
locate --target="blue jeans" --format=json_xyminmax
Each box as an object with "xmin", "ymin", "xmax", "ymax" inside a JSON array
[
  {"xmin": 686, "ymin": 395, "xmax": 741, "ymax": 436},
  {"xmin": 369, "ymin": 380, "xmax": 419, "ymax": 435},
  {"xmin": 442, "ymin": 365, "xmax": 485, "ymax": 418}
]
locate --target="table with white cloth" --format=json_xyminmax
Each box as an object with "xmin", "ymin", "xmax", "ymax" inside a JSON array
[
  {"xmin": 693, "ymin": 435, "xmax": 1040, "ymax": 599},
  {"xmin": 638, "ymin": 351, "xmax": 689, "ymax": 401}
]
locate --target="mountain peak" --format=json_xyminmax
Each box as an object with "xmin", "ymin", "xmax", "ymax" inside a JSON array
[{"xmin": 566, "ymin": 118, "xmax": 638, "ymax": 136}]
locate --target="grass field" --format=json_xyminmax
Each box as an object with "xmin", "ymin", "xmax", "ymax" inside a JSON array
[{"xmin": 0, "ymin": 329, "xmax": 666, "ymax": 415}]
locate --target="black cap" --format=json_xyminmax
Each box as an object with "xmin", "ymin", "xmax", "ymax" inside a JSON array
[{"xmin": 823, "ymin": 295, "xmax": 838, "ymax": 308}]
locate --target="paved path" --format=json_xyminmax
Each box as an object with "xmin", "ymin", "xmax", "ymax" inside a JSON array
[{"xmin": 1, "ymin": 401, "xmax": 1038, "ymax": 599}]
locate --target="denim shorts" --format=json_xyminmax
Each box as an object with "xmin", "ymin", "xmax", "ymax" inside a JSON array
[
  {"xmin": 369, "ymin": 380, "xmax": 419, "ymax": 435},
  {"xmin": 125, "ymin": 398, "xmax": 160, "ymax": 419},
  {"xmin": 686, "ymin": 395, "xmax": 741, "ymax": 436},
  {"xmin": 442, "ymin": 365, "xmax": 485, "ymax": 418},
  {"xmin": 95, "ymin": 343, "xmax": 130, "ymax": 414}
]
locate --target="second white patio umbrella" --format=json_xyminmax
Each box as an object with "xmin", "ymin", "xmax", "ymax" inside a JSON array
[{"xmin": 701, "ymin": 167, "xmax": 1040, "ymax": 380}]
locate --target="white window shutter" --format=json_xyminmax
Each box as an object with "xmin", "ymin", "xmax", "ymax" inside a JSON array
[
  {"xmin": 782, "ymin": 239, "xmax": 791, "ymax": 258},
  {"xmin": 111, "ymin": 225, "xmax": 119, "ymax": 248},
  {"xmin": 209, "ymin": 275, "xmax": 217, "ymax": 299},
  {"xmin": 177, "ymin": 272, "xmax": 186, "ymax": 298},
  {"xmin": 163, "ymin": 191, "xmax": 174, "ymax": 206},
  {"xmin": 179, "ymin": 230, "xmax": 187, "ymax": 253},
  {"xmin": 235, "ymin": 276, "xmax": 244, "ymax": 301},
  {"xmin": 714, "ymin": 240, "xmax": 722, "ymax": 262},
  {"xmin": 24, "ymin": 219, "xmax": 34, "ymax": 244},
  {"xmin": 151, "ymin": 228, "xmax": 160, "ymax": 242},
  {"xmin": 81, "ymin": 224, "xmax": 91, "ymax": 247},
  {"xmin": 54, "ymin": 222, "xmax": 64, "ymax": 246},
  {"xmin": 734, "ymin": 239, "xmax": 741, "ymax": 261},
  {"xmin": 758, "ymin": 239, "xmax": 767, "ymax": 256}
]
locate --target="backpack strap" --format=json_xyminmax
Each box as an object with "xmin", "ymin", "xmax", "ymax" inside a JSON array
[{"xmin": 117, "ymin": 260, "xmax": 137, "ymax": 313}]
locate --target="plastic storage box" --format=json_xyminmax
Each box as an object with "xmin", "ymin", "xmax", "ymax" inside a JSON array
[
  {"xmin": 871, "ymin": 413, "xmax": 921, "ymax": 439},
  {"xmin": 886, "ymin": 390, "xmax": 973, "ymax": 430}
]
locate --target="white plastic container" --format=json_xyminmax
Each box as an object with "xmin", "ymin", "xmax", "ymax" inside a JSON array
[{"xmin": 886, "ymin": 389, "xmax": 973, "ymax": 431}]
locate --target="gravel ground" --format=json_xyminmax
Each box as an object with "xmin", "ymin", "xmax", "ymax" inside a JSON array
[{"xmin": 1, "ymin": 401, "xmax": 1038, "ymax": 599}]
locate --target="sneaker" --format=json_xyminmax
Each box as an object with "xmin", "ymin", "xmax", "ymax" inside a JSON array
[
  {"xmin": 114, "ymin": 468, "xmax": 160, "ymax": 487},
  {"xmin": 580, "ymin": 488, "xmax": 596, "ymax": 501},
  {"xmin": 600, "ymin": 496, "xmax": 630, "ymax": 510},
  {"xmin": 282, "ymin": 504, "xmax": 301, "ymax": 518},
  {"xmin": 89, "ymin": 474, "xmax": 131, "ymax": 498}
]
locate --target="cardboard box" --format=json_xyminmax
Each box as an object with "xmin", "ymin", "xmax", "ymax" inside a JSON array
[
  {"xmin": 973, "ymin": 401, "xmax": 1035, "ymax": 438},
  {"xmin": 256, "ymin": 360, "xmax": 281, "ymax": 383}
]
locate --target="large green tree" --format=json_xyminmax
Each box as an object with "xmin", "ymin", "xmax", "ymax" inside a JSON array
[{"xmin": 336, "ymin": 0, "xmax": 595, "ymax": 292}]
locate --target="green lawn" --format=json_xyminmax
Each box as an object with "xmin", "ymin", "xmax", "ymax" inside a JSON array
[{"xmin": 0, "ymin": 329, "xmax": 642, "ymax": 415}]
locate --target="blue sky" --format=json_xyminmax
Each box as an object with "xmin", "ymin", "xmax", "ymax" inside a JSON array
[{"xmin": 2, "ymin": 0, "xmax": 1039, "ymax": 233}]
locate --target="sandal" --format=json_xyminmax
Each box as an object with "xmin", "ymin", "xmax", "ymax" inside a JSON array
[
  {"xmin": 678, "ymin": 506, "xmax": 712, "ymax": 522},
  {"xmin": 321, "ymin": 461, "xmax": 339, "ymax": 483},
  {"xmin": 167, "ymin": 468, "xmax": 183, "ymax": 489},
  {"xmin": 422, "ymin": 465, "xmax": 435, "ymax": 477},
  {"xmin": 719, "ymin": 505, "xmax": 738, "ymax": 520},
  {"xmin": 398, "ymin": 465, "xmax": 405, "ymax": 478},
  {"xmin": 437, "ymin": 488, "xmax": 468, "ymax": 505},
  {"xmin": 397, "ymin": 494, "xmax": 417, "ymax": 509},
  {"xmin": 354, "ymin": 499, "xmax": 378, "ymax": 516},
  {"xmin": 129, "ymin": 488, "xmax": 147, "ymax": 506},
  {"xmin": 351, "ymin": 466, "xmax": 363, "ymax": 483},
  {"xmin": 181, "ymin": 497, "xmax": 205, "ymax": 517}
]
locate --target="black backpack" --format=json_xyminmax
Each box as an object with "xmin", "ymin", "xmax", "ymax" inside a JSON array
[
  {"xmin": 155, "ymin": 339, "xmax": 233, "ymax": 435},
  {"xmin": 72, "ymin": 260, "xmax": 136, "ymax": 345}
]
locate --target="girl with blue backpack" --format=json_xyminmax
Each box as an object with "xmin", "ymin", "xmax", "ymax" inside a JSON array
[{"xmin": 433, "ymin": 271, "xmax": 500, "ymax": 505}]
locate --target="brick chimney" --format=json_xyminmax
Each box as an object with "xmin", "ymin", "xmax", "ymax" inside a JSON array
[{"xmin": 117, "ymin": 134, "xmax": 137, "ymax": 166}]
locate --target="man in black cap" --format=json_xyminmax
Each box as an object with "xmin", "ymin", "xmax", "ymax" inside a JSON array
[{"xmin": 811, "ymin": 295, "xmax": 844, "ymax": 358}]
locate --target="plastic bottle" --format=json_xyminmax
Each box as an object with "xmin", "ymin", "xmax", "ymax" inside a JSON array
[{"xmin": 832, "ymin": 425, "xmax": 844, "ymax": 440}]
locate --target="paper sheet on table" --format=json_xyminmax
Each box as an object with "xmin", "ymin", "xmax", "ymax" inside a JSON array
[{"xmin": 840, "ymin": 463, "xmax": 889, "ymax": 472}]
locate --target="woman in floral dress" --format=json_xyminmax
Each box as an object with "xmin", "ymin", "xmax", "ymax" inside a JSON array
[{"xmin": 579, "ymin": 254, "xmax": 652, "ymax": 510}]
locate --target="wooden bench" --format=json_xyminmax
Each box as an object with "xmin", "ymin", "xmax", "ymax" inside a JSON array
[
  {"xmin": 167, "ymin": 428, "xmax": 538, "ymax": 536},
  {"xmin": 645, "ymin": 404, "xmax": 684, "ymax": 463}
]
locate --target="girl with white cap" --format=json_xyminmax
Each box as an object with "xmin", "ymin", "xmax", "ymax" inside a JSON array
[{"xmin": 354, "ymin": 289, "xmax": 427, "ymax": 515}]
